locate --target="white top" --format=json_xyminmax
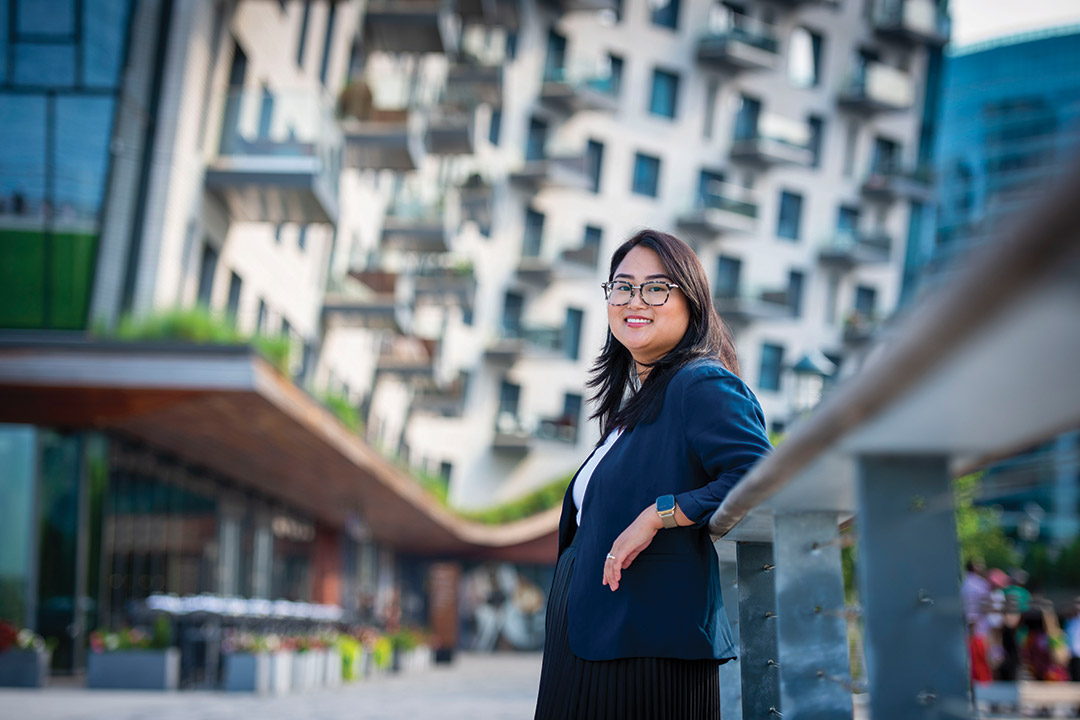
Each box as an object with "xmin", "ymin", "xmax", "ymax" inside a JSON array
[{"xmin": 573, "ymin": 428, "xmax": 624, "ymax": 527}]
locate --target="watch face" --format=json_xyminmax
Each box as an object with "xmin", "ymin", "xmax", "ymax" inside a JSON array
[{"xmin": 657, "ymin": 494, "xmax": 676, "ymax": 514}]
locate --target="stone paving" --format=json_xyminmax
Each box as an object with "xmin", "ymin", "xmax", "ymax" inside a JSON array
[{"xmin": 0, "ymin": 652, "xmax": 545, "ymax": 720}]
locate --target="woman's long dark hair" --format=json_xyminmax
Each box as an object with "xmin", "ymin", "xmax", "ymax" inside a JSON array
[{"xmin": 587, "ymin": 229, "xmax": 741, "ymax": 439}]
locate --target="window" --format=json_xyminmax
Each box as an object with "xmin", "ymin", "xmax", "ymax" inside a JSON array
[
  {"xmin": 523, "ymin": 209, "xmax": 544, "ymax": 258},
  {"xmin": 584, "ymin": 225, "xmax": 603, "ymax": 250},
  {"xmin": 698, "ymin": 169, "xmax": 725, "ymax": 207},
  {"xmin": 296, "ymin": 2, "xmax": 311, "ymax": 68},
  {"xmin": 788, "ymin": 27, "xmax": 823, "ymax": 88},
  {"xmin": 526, "ymin": 117, "xmax": 547, "ymax": 161},
  {"xmin": 787, "ymin": 270, "xmax": 804, "ymax": 318},
  {"xmin": 488, "ymin": 108, "xmax": 502, "ymax": 146},
  {"xmin": 715, "ymin": 256, "xmax": 742, "ymax": 299},
  {"xmin": 505, "ymin": 32, "xmax": 518, "ymax": 60},
  {"xmin": 649, "ymin": 68, "xmax": 680, "ymax": 119},
  {"xmin": 226, "ymin": 271, "xmax": 243, "ymax": 318},
  {"xmin": 274, "ymin": 224, "xmax": 284, "ymax": 243},
  {"xmin": 502, "ymin": 292, "xmax": 524, "ymax": 335},
  {"xmin": 297, "ymin": 225, "xmax": 308, "ymax": 251},
  {"xmin": 837, "ymin": 205, "xmax": 860, "ymax": 235},
  {"xmin": 258, "ymin": 86, "xmax": 274, "ymax": 139},
  {"xmin": 777, "ymin": 190, "xmax": 803, "ymax": 241},
  {"xmin": 319, "ymin": 1, "xmax": 337, "ymax": 85},
  {"xmin": 632, "ymin": 153, "xmax": 661, "ymax": 198},
  {"xmin": 871, "ymin": 136, "xmax": 901, "ymax": 174},
  {"xmin": 607, "ymin": 54, "xmax": 624, "ymax": 96},
  {"xmin": 256, "ymin": 298, "xmax": 268, "ymax": 332},
  {"xmin": 759, "ymin": 343, "xmax": 784, "ymax": 393},
  {"xmin": 734, "ymin": 95, "xmax": 762, "ymax": 142},
  {"xmin": 544, "ymin": 30, "xmax": 567, "ymax": 81},
  {"xmin": 498, "ymin": 380, "xmax": 521, "ymax": 416},
  {"xmin": 562, "ymin": 393, "xmax": 583, "ymax": 442},
  {"xmin": 564, "ymin": 308, "xmax": 584, "ymax": 361},
  {"xmin": 197, "ymin": 243, "xmax": 219, "ymax": 307},
  {"xmin": 842, "ymin": 121, "xmax": 858, "ymax": 178},
  {"xmin": 586, "ymin": 139, "xmax": 604, "ymax": 193},
  {"xmin": 855, "ymin": 285, "xmax": 877, "ymax": 318},
  {"xmin": 651, "ymin": 0, "xmax": 680, "ymax": 29},
  {"xmin": 807, "ymin": 115, "xmax": 824, "ymax": 168},
  {"xmin": 439, "ymin": 462, "xmax": 453, "ymax": 483}
]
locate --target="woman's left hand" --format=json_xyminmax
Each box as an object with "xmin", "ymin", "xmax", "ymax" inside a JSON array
[{"xmin": 603, "ymin": 504, "xmax": 663, "ymax": 592}]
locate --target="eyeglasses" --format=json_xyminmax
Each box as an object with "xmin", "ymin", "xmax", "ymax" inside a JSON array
[{"xmin": 601, "ymin": 281, "xmax": 681, "ymax": 306}]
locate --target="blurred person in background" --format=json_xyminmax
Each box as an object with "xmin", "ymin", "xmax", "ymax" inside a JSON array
[
  {"xmin": 1063, "ymin": 597, "xmax": 1080, "ymax": 681},
  {"xmin": 534, "ymin": 230, "xmax": 772, "ymax": 719}
]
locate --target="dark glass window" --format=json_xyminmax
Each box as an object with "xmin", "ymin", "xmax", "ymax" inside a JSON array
[
  {"xmin": 632, "ymin": 152, "xmax": 661, "ymax": 198},
  {"xmin": 855, "ymin": 285, "xmax": 877, "ymax": 318},
  {"xmin": 586, "ymin": 139, "xmax": 604, "ymax": 193},
  {"xmin": 488, "ymin": 108, "xmax": 502, "ymax": 146},
  {"xmin": 15, "ymin": 44, "xmax": 76, "ymax": 86},
  {"xmin": 697, "ymin": 168, "xmax": 725, "ymax": 207},
  {"xmin": 296, "ymin": 1, "xmax": 311, "ymax": 67},
  {"xmin": 651, "ymin": 0, "xmax": 679, "ymax": 29},
  {"xmin": 734, "ymin": 94, "xmax": 761, "ymax": 141},
  {"xmin": 83, "ymin": 0, "xmax": 132, "ymax": 88},
  {"xmin": 526, "ymin": 117, "xmax": 547, "ymax": 161},
  {"xmin": 649, "ymin": 68, "xmax": 680, "ymax": 119},
  {"xmin": 788, "ymin": 27, "xmax": 823, "ymax": 87},
  {"xmin": 502, "ymin": 292, "xmax": 523, "ymax": 335},
  {"xmin": 607, "ymin": 54, "xmax": 624, "ymax": 96},
  {"xmin": 226, "ymin": 271, "xmax": 242, "ymax": 318},
  {"xmin": 297, "ymin": 225, "xmax": 308, "ymax": 251},
  {"xmin": 256, "ymin": 298, "xmax": 267, "ymax": 332},
  {"xmin": 197, "ymin": 243, "xmax": 219, "ymax": 307},
  {"xmin": 788, "ymin": 270, "xmax": 804, "ymax": 318},
  {"xmin": 523, "ymin": 208, "xmax": 544, "ymax": 257},
  {"xmin": 505, "ymin": 32, "xmax": 518, "ymax": 60},
  {"xmin": 777, "ymin": 190, "xmax": 803, "ymax": 241},
  {"xmin": 871, "ymin": 136, "xmax": 901, "ymax": 174},
  {"xmin": 837, "ymin": 205, "xmax": 860, "ymax": 235},
  {"xmin": 715, "ymin": 255, "xmax": 742, "ymax": 298},
  {"xmin": 499, "ymin": 380, "xmax": 521, "ymax": 415},
  {"xmin": 18, "ymin": 0, "xmax": 75, "ymax": 36},
  {"xmin": 808, "ymin": 115, "xmax": 825, "ymax": 168},
  {"xmin": 759, "ymin": 342, "xmax": 784, "ymax": 392},
  {"xmin": 544, "ymin": 30, "xmax": 567, "ymax": 81},
  {"xmin": 564, "ymin": 307, "xmax": 584, "ymax": 361},
  {"xmin": 319, "ymin": 1, "xmax": 336, "ymax": 85}
]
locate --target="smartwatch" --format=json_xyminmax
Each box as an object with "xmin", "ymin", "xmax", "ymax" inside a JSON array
[{"xmin": 656, "ymin": 494, "xmax": 678, "ymax": 529}]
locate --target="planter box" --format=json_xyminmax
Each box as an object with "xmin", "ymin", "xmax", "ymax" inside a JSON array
[
  {"xmin": 0, "ymin": 648, "xmax": 50, "ymax": 687},
  {"xmin": 311, "ymin": 650, "xmax": 327, "ymax": 688},
  {"xmin": 87, "ymin": 648, "xmax": 179, "ymax": 690},
  {"xmin": 269, "ymin": 651, "xmax": 293, "ymax": 696},
  {"xmin": 222, "ymin": 652, "xmax": 271, "ymax": 693},
  {"xmin": 290, "ymin": 651, "xmax": 318, "ymax": 692}
]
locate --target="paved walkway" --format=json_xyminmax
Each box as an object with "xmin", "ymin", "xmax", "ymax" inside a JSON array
[{"xmin": 0, "ymin": 652, "xmax": 545, "ymax": 720}]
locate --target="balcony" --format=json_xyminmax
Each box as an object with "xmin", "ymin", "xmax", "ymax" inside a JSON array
[
  {"xmin": 412, "ymin": 381, "xmax": 466, "ymax": 417},
  {"xmin": 714, "ymin": 287, "xmax": 792, "ymax": 326},
  {"xmin": 445, "ymin": 60, "xmax": 503, "ymax": 107},
  {"xmin": 546, "ymin": 0, "xmax": 618, "ymax": 12},
  {"xmin": 696, "ymin": 12, "xmax": 780, "ymax": 73},
  {"xmin": 509, "ymin": 152, "xmax": 591, "ymax": 192},
  {"xmin": 363, "ymin": 0, "xmax": 458, "ymax": 54},
  {"xmin": 861, "ymin": 164, "xmax": 934, "ymax": 202},
  {"xmin": 559, "ymin": 243, "xmax": 600, "ymax": 271},
  {"xmin": 842, "ymin": 312, "xmax": 880, "ymax": 345},
  {"xmin": 205, "ymin": 90, "xmax": 341, "ymax": 224},
  {"xmin": 348, "ymin": 267, "xmax": 400, "ymax": 294},
  {"xmin": 426, "ymin": 109, "xmax": 474, "ymax": 155},
  {"xmin": 381, "ymin": 200, "xmax": 449, "ymax": 254},
  {"xmin": 322, "ymin": 278, "xmax": 402, "ymax": 332},
  {"xmin": 536, "ymin": 415, "xmax": 579, "ymax": 444},
  {"xmin": 768, "ymin": 0, "xmax": 839, "ymax": 6},
  {"xmin": 730, "ymin": 114, "xmax": 814, "ymax": 167},
  {"xmin": 872, "ymin": 0, "xmax": 948, "ymax": 47},
  {"xmin": 375, "ymin": 337, "xmax": 437, "ymax": 380},
  {"xmin": 540, "ymin": 66, "xmax": 620, "ymax": 115},
  {"xmin": 484, "ymin": 333, "xmax": 524, "ymax": 365},
  {"xmin": 412, "ymin": 263, "xmax": 477, "ymax": 307},
  {"xmin": 342, "ymin": 99, "xmax": 425, "ymax": 172},
  {"xmin": 838, "ymin": 61, "xmax": 915, "ymax": 114},
  {"xmin": 457, "ymin": 0, "xmax": 520, "ymax": 28},
  {"xmin": 676, "ymin": 183, "xmax": 758, "ymax": 237},
  {"xmin": 817, "ymin": 232, "xmax": 893, "ymax": 270},
  {"xmin": 493, "ymin": 412, "xmax": 532, "ymax": 453}
]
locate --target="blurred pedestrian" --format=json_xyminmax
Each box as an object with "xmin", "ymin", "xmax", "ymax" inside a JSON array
[
  {"xmin": 533, "ymin": 231, "xmax": 772, "ymax": 719},
  {"xmin": 1064, "ymin": 597, "xmax": 1080, "ymax": 681}
]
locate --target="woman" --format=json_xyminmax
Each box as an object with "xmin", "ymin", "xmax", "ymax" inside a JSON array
[{"xmin": 534, "ymin": 230, "xmax": 773, "ymax": 719}]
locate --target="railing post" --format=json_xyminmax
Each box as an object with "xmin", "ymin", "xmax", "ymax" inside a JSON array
[
  {"xmin": 736, "ymin": 541, "xmax": 782, "ymax": 718},
  {"xmin": 856, "ymin": 455, "xmax": 970, "ymax": 720},
  {"xmin": 718, "ymin": 557, "xmax": 743, "ymax": 720},
  {"xmin": 773, "ymin": 512, "xmax": 854, "ymax": 719}
]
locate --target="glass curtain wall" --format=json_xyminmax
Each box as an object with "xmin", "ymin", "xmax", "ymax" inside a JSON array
[{"xmin": 0, "ymin": 0, "xmax": 134, "ymax": 329}]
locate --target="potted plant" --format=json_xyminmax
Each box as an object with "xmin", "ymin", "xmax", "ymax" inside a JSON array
[
  {"xmin": 87, "ymin": 616, "xmax": 179, "ymax": 690},
  {"xmin": 0, "ymin": 619, "xmax": 52, "ymax": 687},
  {"xmin": 221, "ymin": 631, "xmax": 271, "ymax": 693},
  {"xmin": 266, "ymin": 635, "xmax": 293, "ymax": 696}
]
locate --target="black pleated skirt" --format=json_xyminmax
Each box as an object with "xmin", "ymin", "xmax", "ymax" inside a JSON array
[{"xmin": 534, "ymin": 535, "xmax": 722, "ymax": 720}]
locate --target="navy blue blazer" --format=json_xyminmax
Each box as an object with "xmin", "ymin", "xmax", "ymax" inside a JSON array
[{"xmin": 556, "ymin": 359, "xmax": 772, "ymax": 661}]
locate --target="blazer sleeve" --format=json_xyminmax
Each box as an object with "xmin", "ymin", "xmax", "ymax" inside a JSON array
[{"xmin": 672, "ymin": 367, "xmax": 773, "ymax": 526}]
